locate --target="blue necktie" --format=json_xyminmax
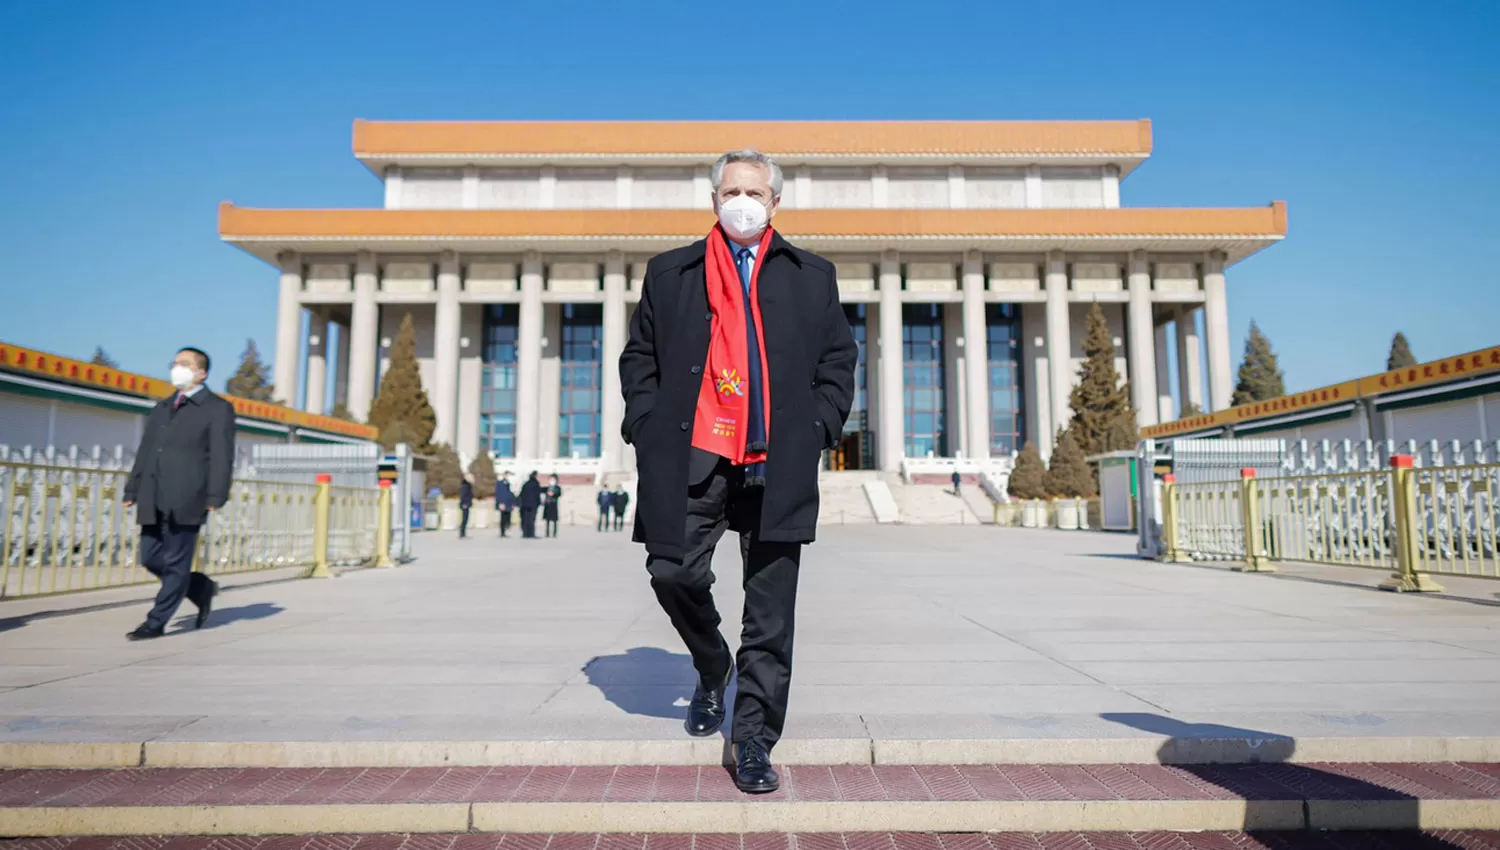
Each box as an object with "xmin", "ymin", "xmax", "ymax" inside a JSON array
[{"xmin": 735, "ymin": 248, "xmax": 752, "ymax": 292}]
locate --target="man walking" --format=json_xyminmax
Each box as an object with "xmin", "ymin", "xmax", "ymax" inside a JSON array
[
  {"xmin": 122, "ymin": 347, "xmax": 236, "ymax": 640},
  {"xmin": 597, "ymin": 487, "xmax": 614, "ymax": 532},
  {"xmin": 518, "ymin": 471, "xmax": 541, "ymax": 539},
  {"xmin": 619, "ymin": 149, "xmax": 856, "ymax": 794},
  {"xmin": 458, "ymin": 474, "xmax": 474, "ymax": 539},
  {"xmin": 612, "ymin": 486, "xmax": 629, "ymax": 531},
  {"xmin": 495, "ymin": 471, "xmax": 516, "ymax": 537}
]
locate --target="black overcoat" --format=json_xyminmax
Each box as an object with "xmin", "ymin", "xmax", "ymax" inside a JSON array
[
  {"xmin": 123, "ymin": 388, "xmax": 237, "ymax": 526},
  {"xmin": 619, "ymin": 232, "xmax": 857, "ymax": 559}
]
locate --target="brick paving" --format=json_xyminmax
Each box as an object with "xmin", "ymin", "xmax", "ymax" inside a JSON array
[
  {"xmin": 2, "ymin": 834, "xmax": 1500, "ymax": 850},
  {"xmin": 1, "ymin": 764, "xmax": 1498, "ymax": 807}
]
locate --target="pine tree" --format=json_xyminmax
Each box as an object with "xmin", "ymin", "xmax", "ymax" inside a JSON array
[
  {"xmin": 368, "ymin": 313, "xmax": 437, "ymax": 451},
  {"xmin": 426, "ymin": 443, "xmax": 465, "ymax": 498},
  {"xmin": 1387, "ymin": 332, "xmax": 1416, "ymax": 370},
  {"xmin": 1231, "ymin": 321, "xmax": 1285, "ymax": 406},
  {"xmin": 468, "ymin": 450, "xmax": 497, "ymax": 498},
  {"xmin": 328, "ymin": 401, "xmax": 357, "ymax": 422},
  {"xmin": 226, "ymin": 339, "xmax": 276, "ymax": 401},
  {"xmin": 1066, "ymin": 304, "xmax": 1138, "ymax": 456},
  {"xmin": 90, "ymin": 347, "xmax": 119, "ymax": 369},
  {"xmin": 1044, "ymin": 428, "xmax": 1095, "ymax": 498},
  {"xmin": 1007, "ymin": 442, "xmax": 1047, "ymax": 500},
  {"xmin": 1180, "ymin": 400, "xmax": 1203, "ymax": 417}
]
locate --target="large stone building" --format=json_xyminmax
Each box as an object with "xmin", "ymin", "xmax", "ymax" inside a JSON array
[{"xmin": 220, "ymin": 120, "xmax": 1285, "ymax": 475}]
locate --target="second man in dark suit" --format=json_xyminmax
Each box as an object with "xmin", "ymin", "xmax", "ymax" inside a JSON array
[{"xmin": 122, "ymin": 347, "xmax": 237, "ymax": 640}]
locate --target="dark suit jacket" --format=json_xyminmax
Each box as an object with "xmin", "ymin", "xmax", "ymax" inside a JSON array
[
  {"xmin": 495, "ymin": 480, "xmax": 516, "ymax": 510},
  {"xmin": 124, "ymin": 388, "xmax": 237, "ymax": 526},
  {"xmin": 619, "ymin": 231, "xmax": 857, "ymax": 559}
]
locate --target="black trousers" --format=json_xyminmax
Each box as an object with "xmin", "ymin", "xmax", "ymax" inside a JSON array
[
  {"xmin": 613, "ymin": 509, "xmax": 626, "ymax": 531},
  {"xmin": 139, "ymin": 520, "xmax": 212, "ymax": 630},
  {"xmin": 598, "ymin": 508, "xmax": 609, "ymax": 531},
  {"xmin": 545, "ymin": 516, "xmax": 558, "ymax": 537},
  {"xmin": 646, "ymin": 462, "xmax": 801, "ymax": 751},
  {"xmin": 459, "ymin": 506, "xmax": 471, "ymax": 538},
  {"xmin": 499, "ymin": 509, "xmax": 513, "ymax": 537},
  {"xmin": 519, "ymin": 507, "xmax": 538, "ymax": 538}
]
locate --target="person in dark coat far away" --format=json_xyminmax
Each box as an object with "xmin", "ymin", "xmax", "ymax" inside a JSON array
[
  {"xmin": 495, "ymin": 471, "xmax": 516, "ymax": 537},
  {"xmin": 597, "ymin": 487, "xmax": 614, "ymax": 532},
  {"xmin": 542, "ymin": 474, "xmax": 562, "ymax": 537},
  {"xmin": 619, "ymin": 149, "xmax": 856, "ymax": 794},
  {"xmin": 518, "ymin": 471, "xmax": 541, "ymax": 538},
  {"xmin": 951, "ymin": 469, "xmax": 962, "ymax": 495},
  {"xmin": 612, "ymin": 487, "xmax": 629, "ymax": 531},
  {"xmin": 122, "ymin": 346, "xmax": 237, "ymax": 640},
  {"xmin": 458, "ymin": 474, "xmax": 474, "ymax": 539}
]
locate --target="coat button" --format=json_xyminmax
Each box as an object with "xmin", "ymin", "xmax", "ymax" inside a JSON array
[
  {"xmin": 691, "ymin": 365, "xmax": 702, "ymax": 375},
  {"xmin": 814, "ymin": 420, "xmax": 823, "ymax": 428},
  {"xmin": 704, "ymin": 312, "xmax": 712, "ymax": 321},
  {"xmin": 680, "ymin": 421, "xmax": 689, "ymax": 431}
]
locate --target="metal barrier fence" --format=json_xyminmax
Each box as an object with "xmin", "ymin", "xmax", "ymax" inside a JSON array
[
  {"xmin": 1161, "ymin": 455, "xmax": 1500, "ymax": 591},
  {"xmin": 0, "ymin": 459, "xmax": 392, "ymax": 599}
]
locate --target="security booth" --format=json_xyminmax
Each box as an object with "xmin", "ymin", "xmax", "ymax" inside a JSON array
[{"xmin": 1087, "ymin": 450, "xmax": 1138, "ymax": 532}]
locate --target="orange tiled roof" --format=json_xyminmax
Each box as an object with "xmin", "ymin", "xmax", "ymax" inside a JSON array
[
  {"xmin": 352, "ymin": 120, "xmax": 1153, "ymax": 158},
  {"xmin": 220, "ymin": 202, "xmax": 1285, "ymax": 239}
]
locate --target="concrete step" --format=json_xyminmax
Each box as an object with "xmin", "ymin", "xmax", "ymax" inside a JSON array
[
  {"xmin": 4, "ymin": 762, "xmax": 1499, "ymax": 836},
  {"xmin": 18, "ymin": 832, "xmax": 1500, "ymax": 849},
  {"xmin": 889, "ymin": 482, "xmax": 983, "ymax": 525}
]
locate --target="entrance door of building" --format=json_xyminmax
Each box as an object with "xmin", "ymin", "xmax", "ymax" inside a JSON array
[{"xmin": 827, "ymin": 431, "xmax": 867, "ymax": 471}]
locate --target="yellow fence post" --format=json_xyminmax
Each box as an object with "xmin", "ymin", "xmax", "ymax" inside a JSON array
[
  {"xmin": 1235, "ymin": 467, "xmax": 1274, "ymax": 572},
  {"xmin": 1380, "ymin": 454, "xmax": 1444, "ymax": 593},
  {"xmin": 1160, "ymin": 475, "xmax": 1190, "ymax": 562},
  {"xmin": 374, "ymin": 480, "xmax": 395, "ymax": 568},
  {"xmin": 307, "ymin": 473, "xmax": 334, "ymax": 579}
]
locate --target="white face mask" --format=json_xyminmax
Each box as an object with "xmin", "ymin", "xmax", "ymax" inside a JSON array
[
  {"xmin": 717, "ymin": 194, "xmax": 770, "ymax": 242},
  {"xmin": 170, "ymin": 365, "xmax": 197, "ymax": 390}
]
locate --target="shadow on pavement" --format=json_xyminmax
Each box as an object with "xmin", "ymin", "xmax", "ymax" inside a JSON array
[
  {"xmin": 173, "ymin": 601, "xmax": 285, "ymax": 631},
  {"xmin": 582, "ymin": 647, "xmax": 698, "ymax": 720},
  {"xmin": 1101, "ymin": 712, "xmax": 1465, "ymax": 847}
]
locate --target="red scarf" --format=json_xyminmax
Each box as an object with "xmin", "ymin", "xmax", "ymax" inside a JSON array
[{"xmin": 692, "ymin": 225, "xmax": 774, "ymax": 467}]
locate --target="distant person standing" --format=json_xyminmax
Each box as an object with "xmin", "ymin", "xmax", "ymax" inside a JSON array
[
  {"xmin": 612, "ymin": 487, "xmax": 630, "ymax": 531},
  {"xmin": 121, "ymin": 347, "xmax": 236, "ymax": 641},
  {"xmin": 495, "ymin": 471, "xmax": 517, "ymax": 538},
  {"xmin": 518, "ymin": 471, "xmax": 541, "ymax": 538},
  {"xmin": 543, "ymin": 474, "xmax": 563, "ymax": 538},
  {"xmin": 458, "ymin": 474, "xmax": 474, "ymax": 539},
  {"xmin": 597, "ymin": 487, "xmax": 614, "ymax": 532},
  {"xmin": 951, "ymin": 469, "xmax": 962, "ymax": 495}
]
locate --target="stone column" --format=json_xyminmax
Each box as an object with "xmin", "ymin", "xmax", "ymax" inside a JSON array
[
  {"xmin": 1153, "ymin": 323, "xmax": 1174, "ymax": 422},
  {"xmin": 273, "ymin": 251, "xmax": 302, "ymax": 406},
  {"xmin": 333, "ymin": 318, "xmax": 351, "ymax": 411},
  {"xmin": 1126, "ymin": 251, "xmax": 1158, "ymax": 427},
  {"xmin": 1044, "ymin": 251, "xmax": 1072, "ymax": 436},
  {"xmin": 347, "ymin": 252, "xmax": 378, "ymax": 421},
  {"xmin": 515, "ymin": 252, "xmax": 544, "ymax": 459},
  {"xmin": 1177, "ymin": 309, "xmax": 1206, "ymax": 414},
  {"xmin": 601, "ymin": 252, "xmax": 627, "ymax": 473},
  {"xmin": 1203, "ymin": 252, "xmax": 1233, "ymax": 411},
  {"xmin": 961, "ymin": 251, "xmax": 989, "ymax": 458},
  {"xmin": 878, "ymin": 251, "xmax": 904, "ymax": 470},
  {"xmin": 304, "ymin": 309, "xmax": 328, "ymax": 414},
  {"xmin": 431, "ymin": 252, "xmax": 462, "ymax": 447},
  {"xmin": 538, "ymin": 304, "xmax": 563, "ymax": 459}
]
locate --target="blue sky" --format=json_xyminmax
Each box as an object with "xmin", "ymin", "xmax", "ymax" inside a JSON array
[{"xmin": 1, "ymin": 0, "xmax": 1496, "ymax": 401}]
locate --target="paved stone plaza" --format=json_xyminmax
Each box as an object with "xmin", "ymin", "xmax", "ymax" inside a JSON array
[{"xmin": 2, "ymin": 526, "xmax": 1499, "ymax": 762}]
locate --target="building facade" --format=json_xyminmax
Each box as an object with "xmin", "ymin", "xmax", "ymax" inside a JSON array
[{"xmin": 220, "ymin": 120, "xmax": 1286, "ymax": 475}]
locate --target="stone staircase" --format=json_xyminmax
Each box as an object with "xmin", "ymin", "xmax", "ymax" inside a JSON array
[
  {"xmin": 816, "ymin": 470, "xmax": 880, "ymax": 525},
  {"xmin": 886, "ymin": 474, "xmax": 985, "ymax": 525}
]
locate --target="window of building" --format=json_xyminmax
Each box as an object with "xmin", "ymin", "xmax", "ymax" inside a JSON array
[
  {"xmin": 986, "ymin": 303, "xmax": 1026, "ymax": 456},
  {"xmin": 826, "ymin": 304, "xmax": 874, "ymax": 471},
  {"xmin": 480, "ymin": 305, "xmax": 519, "ymax": 457},
  {"xmin": 558, "ymin": 303, "xmax": 603, "ymax": 458},
  {"xmin": 903, "ymin": 303, "xmax": 946, "ymax": 458}
]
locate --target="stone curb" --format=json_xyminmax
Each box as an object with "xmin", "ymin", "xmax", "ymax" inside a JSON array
[
  {"xmin": 8, "ymin": 736, "xmax": 1500, "ymax": 769},
  {"xmin": 6, "ymin": 799, "xmax": 1500, "ymax": 836}
]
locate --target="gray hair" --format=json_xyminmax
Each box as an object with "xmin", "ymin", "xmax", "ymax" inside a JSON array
[{"xmin": 710, "ymin": 149, "xmax": 783, "ymax": 197}]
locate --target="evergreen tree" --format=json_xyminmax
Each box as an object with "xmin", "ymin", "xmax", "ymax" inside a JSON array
[
  {"xmin": 1007, "ymin": 442, "xmax": 1047, "ymax": 500},
  {"xmin": 1231, "ymin": 321, "xmax": 1285, "ymax": 406},
  {"xmin": 368, "ymin": 313, "xmax": 437, "ymax": 451},
  {"xmin": 1044, "ymin": 428, "xmax": 1095, "ymax": 498},
  {"xmin": 90, "ymin": 347, "xmax": 119, "ymax": 369},
  {"xmin": 426, "ymin": 443, "xmax": 465, "ymax": 498},
  {"xmin": 328, "ymin": 401, "xmax": 357, "ymax": 422},
  {"xmin": 226, "ymin": 339, "xmax": 276, "ymax": 401},
  {"xmin": 1387, "ymin": 332, "xmax": 1416, "ymax": 370},
  {"xmin": 1066, "ymin": 304, "xmax": 1138, "ymax": 456},
  {"xmin": 468, "ymin": 450, "xmax": 497, "ymax": 498},
  {"xmin": 1180, "ymin": 400, "xmax": 1203, "ymax": 417}
]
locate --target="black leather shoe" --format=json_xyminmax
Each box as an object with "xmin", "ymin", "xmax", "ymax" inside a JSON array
[
  {"xmin": 734, "ymin": 742, "xmax": 780, "ymax": 794},
  {"xmin": 195, "ymin": 580, "xmax": 219, "ymax": 629},
  {"xmin": 685, "ymin": 661, "xmax": 733, "ymax": 737},
  {"xmin": 127, "ymin": 623, "xmax": 164, "ymax": 641}
]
